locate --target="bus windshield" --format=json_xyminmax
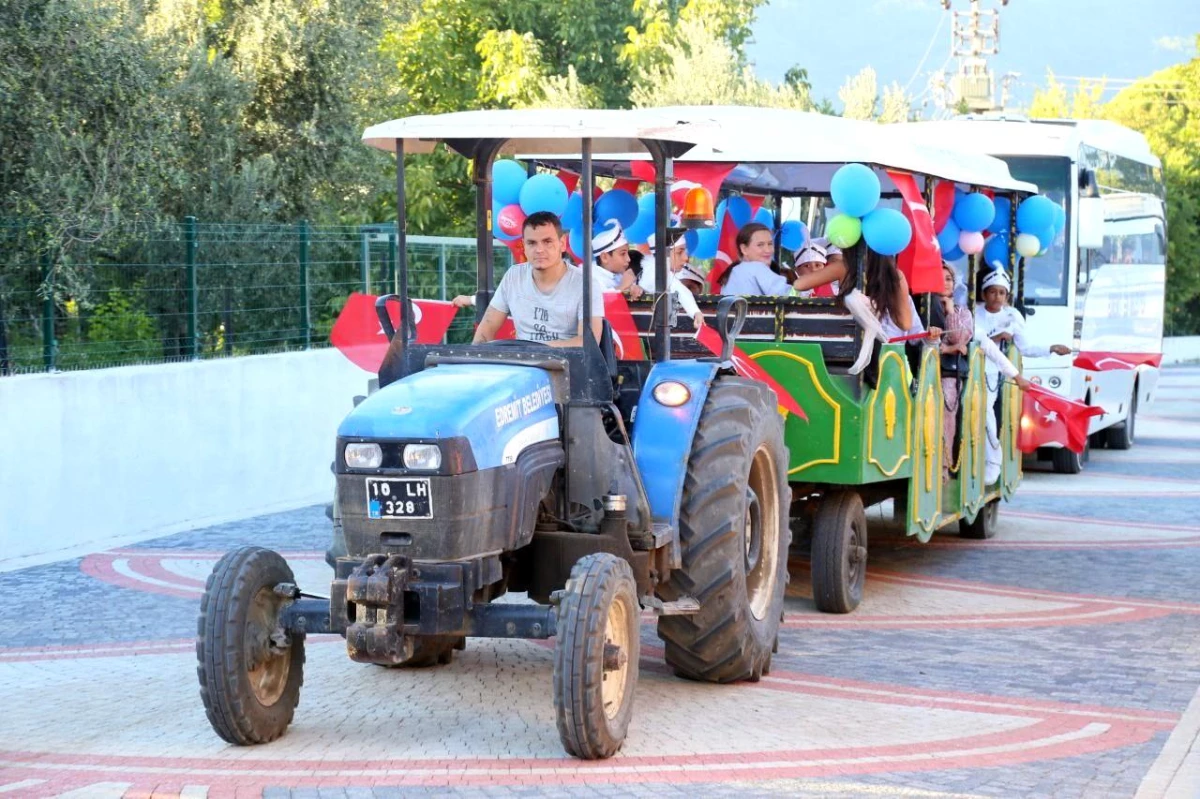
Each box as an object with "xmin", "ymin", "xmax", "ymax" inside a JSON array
[{"xmin": 998, "ymin": 156, "xmax": 1071, "ymax": 307}]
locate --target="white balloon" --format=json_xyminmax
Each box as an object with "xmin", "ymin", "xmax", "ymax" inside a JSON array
[{"xmin": 1015, "ymin": 233, "xmax": 1042, "ymax": 258}]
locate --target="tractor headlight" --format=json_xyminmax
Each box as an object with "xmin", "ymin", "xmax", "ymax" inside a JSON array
[
  {"xmin": 653, "ymin": 380, "xmax": 691, "ymax": 407},
  {"xmin": 345, "ymin": 442, "xmax": 382, "ymax": 469},
  {"xmin": 403, "ymin": 443, "xmax": 442, "ymax": 471}
]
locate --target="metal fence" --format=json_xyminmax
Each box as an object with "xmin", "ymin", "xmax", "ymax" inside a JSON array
[{"xmin": 0, "ymin": 219, "xmax": 512, "ymax": 374}]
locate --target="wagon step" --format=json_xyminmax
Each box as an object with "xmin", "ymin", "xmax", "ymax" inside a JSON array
[{"xmin": 642, "ymin": 595, "xmax": 701, "ymax": 616}]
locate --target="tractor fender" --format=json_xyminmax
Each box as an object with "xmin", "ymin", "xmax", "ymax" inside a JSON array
[{"xmin": 630, "ymin": 360, "xmax": 723, "ymax": 531}]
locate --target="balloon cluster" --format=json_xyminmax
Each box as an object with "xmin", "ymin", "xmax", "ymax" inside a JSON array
[
  {"xmin": 977, "ymin": 194, "xmax": 1066, "ymax": 269},
  {"xmin": 491, "ymin": 159, "xmax": 670, "ymax": 262},
  {"xmin": 935, "ymin": 189, "xmax": 996, "ymax": 260},
  {"xmin": 681, "ymin": 195, "xmax": 807, "ymax": 261},
  {"xmin": 825, "ymin": 164, "xmax": 912, "ymax": 256}
]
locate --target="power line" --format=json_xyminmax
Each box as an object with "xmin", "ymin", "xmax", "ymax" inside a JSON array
[{"xmin": 901, "ymin": 12, "xmax": 948, "ymax": 94}]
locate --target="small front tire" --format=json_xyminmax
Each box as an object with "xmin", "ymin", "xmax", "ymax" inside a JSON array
[
  {"xmin": 959, "ymin": 498, "xmax": 1000, "ymax": 540},
  {"xmin": 197, "ymin": 546, "xmax": 305, "ymax": 745},
  {"xmin": 810, "ymin": 491, "xmax": 867, "ymax": 614},
  {"xmin": 553, "ymin": 553, "xmax": 640, "ymax": 760}
]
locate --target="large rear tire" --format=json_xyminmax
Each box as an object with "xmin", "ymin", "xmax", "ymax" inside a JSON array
[
  {"xmin": 810, "ymin": 491, "xmax": 867, "ymax": 613},
  {"xmin": 197, "ymin": 546, "xmax": 305, "ymax": 745},
  {"xmin": 657, "ymin": 378, "xmax": 791, "ymax": 683},
  {"xmin": 553, "ymin": 553, "xmax": 640, "ymax": 760}
]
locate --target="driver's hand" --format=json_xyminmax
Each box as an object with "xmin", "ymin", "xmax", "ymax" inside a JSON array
[{"xmin": 451, "ymin": 294, "xmax": 475, "ymax": 309}]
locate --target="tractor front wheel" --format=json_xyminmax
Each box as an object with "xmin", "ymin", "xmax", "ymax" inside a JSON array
[
  {"xmin": 197, "ymin": 546, "xmax": 305, "ymax": 745},
  {"xmin": 553, "ymin": 553, "xmax": 640, "ymax": 760}
]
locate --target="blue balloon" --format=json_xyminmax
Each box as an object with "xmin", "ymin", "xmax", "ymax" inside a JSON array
[
  {"xmin": 983, "ymin": 232, "xmax": 1011, "ymax": 270},
  {"xmin": 569, "ymin": 225, "xmax": 588, "ymax": 261},
  {"xmin": 519, "ymin": 173, "xmax": 568, "ymax": 216},
  {"xmin": 1035, "ymin": 226, "xmax": 1057, "ymax": 250},
  {"xmin": 953, "ymin": 193, "xmax": 996, "ymax": 233},
  {"xmin": 726, "ymin": 196, "xmax": 752, "ymax": 229},
  {"xmin": 861, "ymin": 207, "xmax": 912, "ymax": 256},
  {"xmin": 988, "ymin": 196, "xmax": 1012, "ymax": 234},
  {"xmin": 492, "ymin": 160, "xmax": 527, "ymax": 207},
  {"xmin": 942, "ymin": 245, "xmax": 965, "ymax": 262},
  {"xmin": 1016, "ymin": 195, "xmax": 1057, "ymax": 235},
  {"xmin": 830, "ymin": 163, "xmax": 881, "ymax": 218},
  {"xmin": 780, "ymin": 220, "xmax": 807, "ymax": 251},
  {"xmin": 561, "ymin": 192, "xmax": 584, "ymax": 231},
  {"xmin": 1051, "ymin": 202, "xmax": 1066, "ymax": 234},
  {"xmin": 595, "ymin": 189, "xmax": 639, "ymax": 229},
  {"xmin": 753, "ymin": 207, "xmax": 777, "ymax": 231},
  {"xmin": 686, "ymin": 227, "xmax": 719, "ymax": 260},
  {"xmin": 936, "ymin": 218, "xmax": 962, "ymax": 254}
]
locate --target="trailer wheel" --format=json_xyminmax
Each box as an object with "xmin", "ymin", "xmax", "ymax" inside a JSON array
[
  {"xmin": 1105, "ymin": 388, "xmax": 1137, "ymax": 450},
  {"xmin": 810, "ymin": 491, "xmax": 867, "ymax": 614},
  {"xmin": 658, "ymin": 378, "xmax": 791, "ymax": 683},
  {"xmin": 553, "ymin": 553, "xmax": 640, "ymax": 760},
  {"xmin": 197, "ymin": 546, "xmax": 305, "ymax": 745},
  {"xmin": 959, "ymin": 498, "xmax": 1000, "ymax": 540}
]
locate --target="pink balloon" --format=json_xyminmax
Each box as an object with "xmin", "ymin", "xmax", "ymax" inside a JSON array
[
  {"xmin": 959, "ymin": 230, "xmax": 985, "ymax": 255},
  {"xmin": 497, "ymin": 204, "xmax": 526, "ymax": 238}
]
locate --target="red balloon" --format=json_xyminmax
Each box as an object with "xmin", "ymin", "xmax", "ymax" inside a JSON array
[
  {"xmin": 502, "ymin": 237, "xmax": 526, "ymax": 263},
  {"xmin": 497, "ymin": 204, "xmax": 526, "ymax": 238},
  {"xmin": 933, "ymin": 180, "xmax": 957, "ymax": 234}
]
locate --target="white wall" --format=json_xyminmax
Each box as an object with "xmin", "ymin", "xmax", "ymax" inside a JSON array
[
  {"xmin": 1164, "ymin": 336, "xmax": 1200, "ymax": 365},
  {"xmin": 0, "ymin": 349, "xmax": 370, "ymax": 568}
]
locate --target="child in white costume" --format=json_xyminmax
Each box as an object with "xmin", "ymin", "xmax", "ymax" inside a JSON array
[{"xmin": 973, "ymin": 269, "xmax": 1067, "ymax": 482}]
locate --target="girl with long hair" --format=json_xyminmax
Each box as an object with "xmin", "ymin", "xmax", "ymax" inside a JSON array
[{"xmin": 719, "ymin": 223, "xmax": 812, "ymax": 296}]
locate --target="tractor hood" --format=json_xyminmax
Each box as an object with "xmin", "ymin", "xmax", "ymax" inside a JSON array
[{"xmin": 337, "ymin": 363, "xmax": 560, "ymax": 471}]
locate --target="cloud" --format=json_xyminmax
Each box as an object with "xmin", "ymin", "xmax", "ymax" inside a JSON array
[{"xmin": 1154, "ymin": 35, "xmax": 1192, "ymax": 52}]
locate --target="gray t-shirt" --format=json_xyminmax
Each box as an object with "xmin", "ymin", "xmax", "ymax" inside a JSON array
[{"xmin": 489, "ymin": 263, "xmax": 606, "ymax": 343}]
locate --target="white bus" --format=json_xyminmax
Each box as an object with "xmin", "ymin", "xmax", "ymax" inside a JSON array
[{"xmin": 899, "ymin": 117, "xmax": 1166, "ymax": 473}]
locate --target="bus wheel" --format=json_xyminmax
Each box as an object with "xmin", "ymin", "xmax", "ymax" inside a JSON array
[
  {"xmin": 1105, "ymin": 389, "xmax": 1137, "ymax": 450},
  {"xmin": 1051, "ymin": 442, "xmax": 1086, "ymax": 474}
]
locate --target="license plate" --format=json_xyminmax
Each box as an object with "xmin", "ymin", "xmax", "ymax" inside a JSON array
[{"xmin": 365, "ymin": 478, "xmax": 432, "ymax": 519}]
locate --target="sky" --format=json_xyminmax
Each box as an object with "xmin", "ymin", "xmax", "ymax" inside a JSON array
[{"xmin": 748, "ymin": 0, "xmax": 1200, "ymax": 116}]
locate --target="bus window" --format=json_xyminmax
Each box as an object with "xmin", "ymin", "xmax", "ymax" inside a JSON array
[
  {"xmin": 1102, "ymin": 231, "xmax": 1165, "ymax": 265},
  {"xmin": 999, "ymin": 156, "xmax": 1071, "ymax": 306}
]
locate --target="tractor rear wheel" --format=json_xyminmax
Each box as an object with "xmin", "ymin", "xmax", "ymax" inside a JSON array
[
  {"xmin": 197, "ymin": 546, "xmax": 305, "ymax": 745},
  {"xmin": 553, "ymin": 553, "xmax": 640, "ymax": 760},
  {"xmin": 657, "ymin": 378, "xmax": 791, "ymax": 683}
]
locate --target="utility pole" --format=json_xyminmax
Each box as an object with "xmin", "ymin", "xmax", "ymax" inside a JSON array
[{"xmin": 938, "ymin": 0, "xmax": 1010, "ymax": 114}]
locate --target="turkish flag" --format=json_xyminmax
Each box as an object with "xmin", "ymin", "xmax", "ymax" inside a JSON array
[
  {"xmin": 557, "ymin": 169, "xmax": 580, "ymax": 194},
  {"xmin": 613, "ymin": 178, "xmax": 641, "ymax": 195},
  {"xmin": 1073, "ymin": 351, "xmax": 1163, "ymax": 371},
  {"xmin": 330, "ymin": 293, "xmax": 459, "ymax": 372},
  {"xmin": 888, "ymin": 170, "xmax": 943, "ymax": 295},
  {"xmin": 708, "ymin": 210, "xmax": 741, "ymax": 291},
  {"xmin": 933, "ymin": 180, "xmax": 956, "ymax": 234},
  {"xmin": 695, "ymin": 324, "xmax": 806, "ymax": 420},
  {"xmin": 1018, "ymin": 384, "xmax": 1105, "ymax": 454},
  {"xmin": 602, "ymin": 292, "xmax": 647, "ymax": 360}
]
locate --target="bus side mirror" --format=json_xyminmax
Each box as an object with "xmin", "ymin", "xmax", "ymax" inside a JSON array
[{"xmin": 1077, "ymin": 197, "xmax": 1105, "ymax": 250}]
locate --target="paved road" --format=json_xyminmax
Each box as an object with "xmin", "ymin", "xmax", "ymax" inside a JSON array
[{"xmin": 2, "ymin": 367, "xmax": 1198, "ymax": 798}]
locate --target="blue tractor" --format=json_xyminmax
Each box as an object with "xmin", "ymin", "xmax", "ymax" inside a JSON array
[{"xmin": 196, "ymin": 110, "xmax": 791, "ymax": 759}]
